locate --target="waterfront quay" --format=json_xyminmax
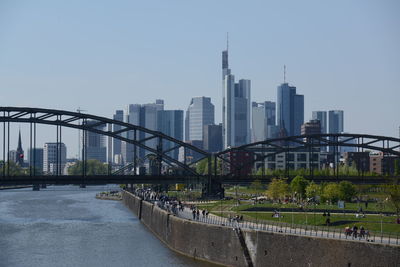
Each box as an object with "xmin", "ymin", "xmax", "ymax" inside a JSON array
[{"xmin": 123, "ymin": 189, "xmax": 400, "ymax": 267}]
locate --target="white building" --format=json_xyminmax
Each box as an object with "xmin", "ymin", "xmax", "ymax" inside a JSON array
[
  {"xmin": 43, "ymin": 143, "xmax": 67, "ymax": 175},
  {"xmin": 185, "ymin": 96, "xmax": 214, "ymax": 142}
]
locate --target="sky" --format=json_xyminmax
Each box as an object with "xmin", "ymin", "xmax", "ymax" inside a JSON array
[{"xmin": 0, "ymin": 0, "xmax": 399, "ymax": 158}]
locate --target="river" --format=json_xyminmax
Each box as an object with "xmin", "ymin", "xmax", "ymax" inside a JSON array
[{"xmin": 0, "ymin": 185, "xmax": 216, "ymax": 267}]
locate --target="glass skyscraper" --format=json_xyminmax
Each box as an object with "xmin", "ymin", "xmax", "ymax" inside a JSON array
[
  {"xmin": 312, "ymin": 111, "xmax": 327, "ymax": 134},
  {"xmin": 328, "ymin": 110, "xmax": 344, "ymax": 134},
  {"xmin": 158, "ymin": 110, "xmax": 183, "ymax": 160},
  {"xmin": 277, "ymin": 83, "xmax": 304, "ymax": 137},
  {"xmin": 222, "ymin": 47, "xmax": 251, "ymax": 148},
  {"xmin": 185, "ymin": 96, "xmax": 214, "ymax": 142},
  {"xmin": 252, "ymin": 101, "xmax": 276, "ymax": 142},
  {"xmin": 122, "ymin": 100, "xmax": 164, "ymax": 163}
]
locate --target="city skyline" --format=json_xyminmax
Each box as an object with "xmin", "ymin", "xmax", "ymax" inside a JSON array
[{"xmin": 0, "ymin": 0, "xmax": 399, "ymax": 157}]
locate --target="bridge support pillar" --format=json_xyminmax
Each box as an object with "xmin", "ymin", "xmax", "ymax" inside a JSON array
[
  {"xmin": 32, "ymin": 184, "xmax": 40, "ymax": 191},
  {"xmin": 41, "ymin": 184, "xmax": 47, "ymax": 189},
  {"xmin": 80, "ymin": 184, "xmax": 86, "ymax": 188},
  {"xmin": 202, "ymin": 179, "xmax": 224, "ymax": 199}
]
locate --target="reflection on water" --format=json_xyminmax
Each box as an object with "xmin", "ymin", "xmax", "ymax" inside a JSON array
[{"xmin": 0, "ymin": 185, "xmax": 215, "ymax": 267}]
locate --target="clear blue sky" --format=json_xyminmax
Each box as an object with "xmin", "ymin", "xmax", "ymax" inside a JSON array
[{"xmin": 0, "ymin": 0, "xmax": 399, "ymax": 158}]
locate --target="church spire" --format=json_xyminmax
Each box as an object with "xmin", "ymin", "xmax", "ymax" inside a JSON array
[{"xmin": 16, "ymin": 129, "xmax": 24, "ymax": 165}]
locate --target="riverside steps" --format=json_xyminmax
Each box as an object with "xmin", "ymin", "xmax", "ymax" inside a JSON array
[{"xmin": 122, "ymin": 190, "xmax": 400, "ymax": 267}]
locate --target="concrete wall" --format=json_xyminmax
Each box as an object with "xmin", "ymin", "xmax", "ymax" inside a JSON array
[{"xmin": 122, "ymin": 191, "xmax": 400, "ymax": 267}]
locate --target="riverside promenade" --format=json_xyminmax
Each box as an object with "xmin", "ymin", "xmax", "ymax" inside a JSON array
[
  {"xmin": 123, "ymin": 189, "xmax": 400, "ymax": 267},
  {"xmin": 174, "ymin": 204, "xmax": 399, "ymax": 246}
]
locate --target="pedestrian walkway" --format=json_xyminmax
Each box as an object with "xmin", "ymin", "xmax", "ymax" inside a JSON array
[{"xmin": 130, "ymin": 189, "xmax": 399, "ymax": 247}]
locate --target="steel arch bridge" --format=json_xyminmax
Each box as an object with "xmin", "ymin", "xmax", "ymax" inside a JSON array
[
  {"xmin": 215, "ymin": 133, "xmax": 400, "ymax": 177},
  {"xmin": 0, "ymin": 107, "xmax": 399, "ymax": 196}
]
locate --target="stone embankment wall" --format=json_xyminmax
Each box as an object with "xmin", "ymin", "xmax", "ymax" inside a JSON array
[{"xmin": 122, "ymin": 191, "xmax": 400, "ymax": 267}]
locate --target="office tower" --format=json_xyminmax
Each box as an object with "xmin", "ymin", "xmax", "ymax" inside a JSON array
[
  {"xmin": 222, "ymin": 46, "xmax": 251, "ymax": 148},
  {"xmin": 328, "ymin": 110, "xmax": 344, "ymax": 134},
  {"xmin": 277, "ymin": 82, "xmax": 304, "ymax": 137},
  {"xmin": 27, "ymin": 148, "xmax": 44, "ymax": 171},
  {"xmin": 301, "ymin": 120, "xmax": 321, "ymax": 135},
  {"xmin": 84, "ymin": 120, "xmax": 107, "ymax": 163},
  {"xmin": 312, "ymin": 111, "xmax": 327, "ymax": 134},
  {"xmin": 113, "ymin": 110, "xmax": 124, "ymax": 163},
  {"xmin": 252, "ymin": 101, "xmax": 276, "ymax": 142},
  {"xmin": 122, "ymin": 100, "xmax": 164, "ymax": 163},
  {"xmin": 203, "ymin": 124, "xmax": 223, "ymax": 152},
  {"xmin": 185, "ymin": 97, "xmax": 215, "ymax": 142},
  {"xmin": 43, "ymin": 142, "xmax": 67, "ymax": 175},
  {"xmin": 157, "ymin": 110, "xmax": 183, "ymax": 160}
]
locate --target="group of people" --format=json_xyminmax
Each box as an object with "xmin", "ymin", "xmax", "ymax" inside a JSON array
[
  {"xmin": 344, "ymin": 225, "xmax": 370, "ymax": 240},
  {"xmin": 189, "ymin": 206, "xmax": 209, "ymax": 220},
  {"xmin": 323, "ymin": 211, "xmax": 331, "ymax": 226},
  {"xmin": 228, "ymin": 214, "xmax": 244, "ymax": 222}
]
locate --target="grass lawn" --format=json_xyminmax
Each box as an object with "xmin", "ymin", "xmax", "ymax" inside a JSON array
[{"xmin": 239, "ymin": 211, "xmax": 400, "ymax": 234}]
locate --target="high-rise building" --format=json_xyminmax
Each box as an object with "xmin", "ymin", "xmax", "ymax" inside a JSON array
[
  {"xmin": 157, "ymin": 110, "xmax": 183, "ymax": 160},
  {"xmin": 301, "ymin": 120, "xmax": 321, "ymax": 135},
  {"xmin": 222, "ymin": 46, "xmax": 251, "ymax": 148},
  {"xmin": 328, "ymin": 110, "xmax": 344, "ymax": 134},
  {"xmin": 185, "ymin": 97, "xmax": 214, "ymax": 142},
  {"xmin": 312, "ymin": 111, "xmax": 327, "ymax": 134},
  {"xmin": 122, "ymin": 100, "xmax": 164, "ymax": 163},
  {"xmin": 112, "ymin": 110, "xmax": 124, "ymax": 163},
  {"xmin": 43, "ymin": 142, "xmax": 67, "ymax": 175},
  {"xmin": 27, "ymin": 148, "xmax": 44, "ymax": 172},
  {"xmin": 85, "ymin": 120, "xmax": 107, "ymax": 163},
  {"xmin": 277, "ymin": 83, "xmax": 304, "ymax": 137},
  {"xmin": 203, "ymin": 124, "xmax": 223, "ymax": 152},
  {"xmin": 252, "ymin": 101, "xmax": 276, "ymax": 142}
]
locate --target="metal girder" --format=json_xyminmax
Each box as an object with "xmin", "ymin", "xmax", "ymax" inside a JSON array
[{"xmin": 0, "ymin": 106, "xmax": 210, "ymax": 176}]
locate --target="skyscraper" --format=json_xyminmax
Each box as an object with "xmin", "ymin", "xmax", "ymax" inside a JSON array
[
  {"xmin": 85, "ymin": 120, "xmax": 107, "ymax": 163},
  {"xmin": 222, "ymin": 43, "xmax": 251, "ymax": 148},
  {"xmin": 252, "ymin": 101, "xmax": 276, "ymax": 142},
  {"xmin": 122, "ymin": 100, "xmax": 164, "ymax": 163},
  {"xmin": 312, "ymin": 111, "xmax": 327, "ymax": 134},
  {"xmin": 113, "ymin": 110, "xmax": 124, "ymax": 163},
  {"xmin": 277, "ymin": 83, "xmax": 304, "ymax": 137},
  {"xmin": 185, "ymin": 96, "xmax": 214, "ymax": 142},
  {"xmin": 328, "ymin": 110, "xmax": 344, "ymax": 134},
  {"xmin": 203, "ymin": 124, "xmax": 223, "ymax": 152},
  {"xmin": 157, "ymin": 110, "xmax": 183, "ymax": 160}
]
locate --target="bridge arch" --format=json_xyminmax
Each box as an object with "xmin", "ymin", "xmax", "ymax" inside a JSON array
[{"xmin": 0, "ymin": 106, "xmax": 211, "ymax": 176}]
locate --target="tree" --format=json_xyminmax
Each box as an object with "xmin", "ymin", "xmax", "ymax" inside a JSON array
[
  {"xmin": 338, "ymin": 181, "xmax": 357, "ymax": 201},
  {"xmin": 68, "ymin": 160, "xmax": 108, "ymax": 175},
  {"xmin": 0, "ymin": 161, "xmax": 25, "ymax": 176},
  {"xmin": 250, "ymin": 179, "xmax": 264, "ymax": 194},
  {"xmin": 321, "ymin": 183, "xmax": 340, "ymax": 204},
  {"xmin": 305, "ymin": 182, "xmax": 320, "ymax": 199},
  {"xmin": 290, "ymin": 175, "xmax": 309, "ymax": 199},
  {"xmin": 266, "ymin": 178, "xmax": 289, "ymax": 201}
]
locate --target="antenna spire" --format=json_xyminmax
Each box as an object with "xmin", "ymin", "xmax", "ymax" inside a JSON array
[
  {"xmin": 226, "ymin": 32, "xmax": 229, "ymax": 51},
  {"xmin": 284, "ymin": 65, "xmax": 286, "ymax": 83}
]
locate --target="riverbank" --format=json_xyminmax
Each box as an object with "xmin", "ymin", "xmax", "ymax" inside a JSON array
[
  {"xmin": 122, "ymin": 190, "xmax": 400, "ymax": 267},
  {"xmin": 0, "ymin": 185, "xmax": 32, "ymax": 190}
]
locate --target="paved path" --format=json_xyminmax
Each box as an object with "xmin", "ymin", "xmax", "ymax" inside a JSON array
[{"xmin": 164, "ymin": 203, "xmax": 399, "ymax": 247}]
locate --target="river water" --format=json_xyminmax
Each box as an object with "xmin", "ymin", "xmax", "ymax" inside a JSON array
[{"xmin": 0, "ymin": 186, "xmax": 216, "ymax": 267}]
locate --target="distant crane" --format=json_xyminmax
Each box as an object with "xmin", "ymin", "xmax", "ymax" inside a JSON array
[{"xmin": 76, "ymin": 108, "xmax": 87, "ymax": 160}]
